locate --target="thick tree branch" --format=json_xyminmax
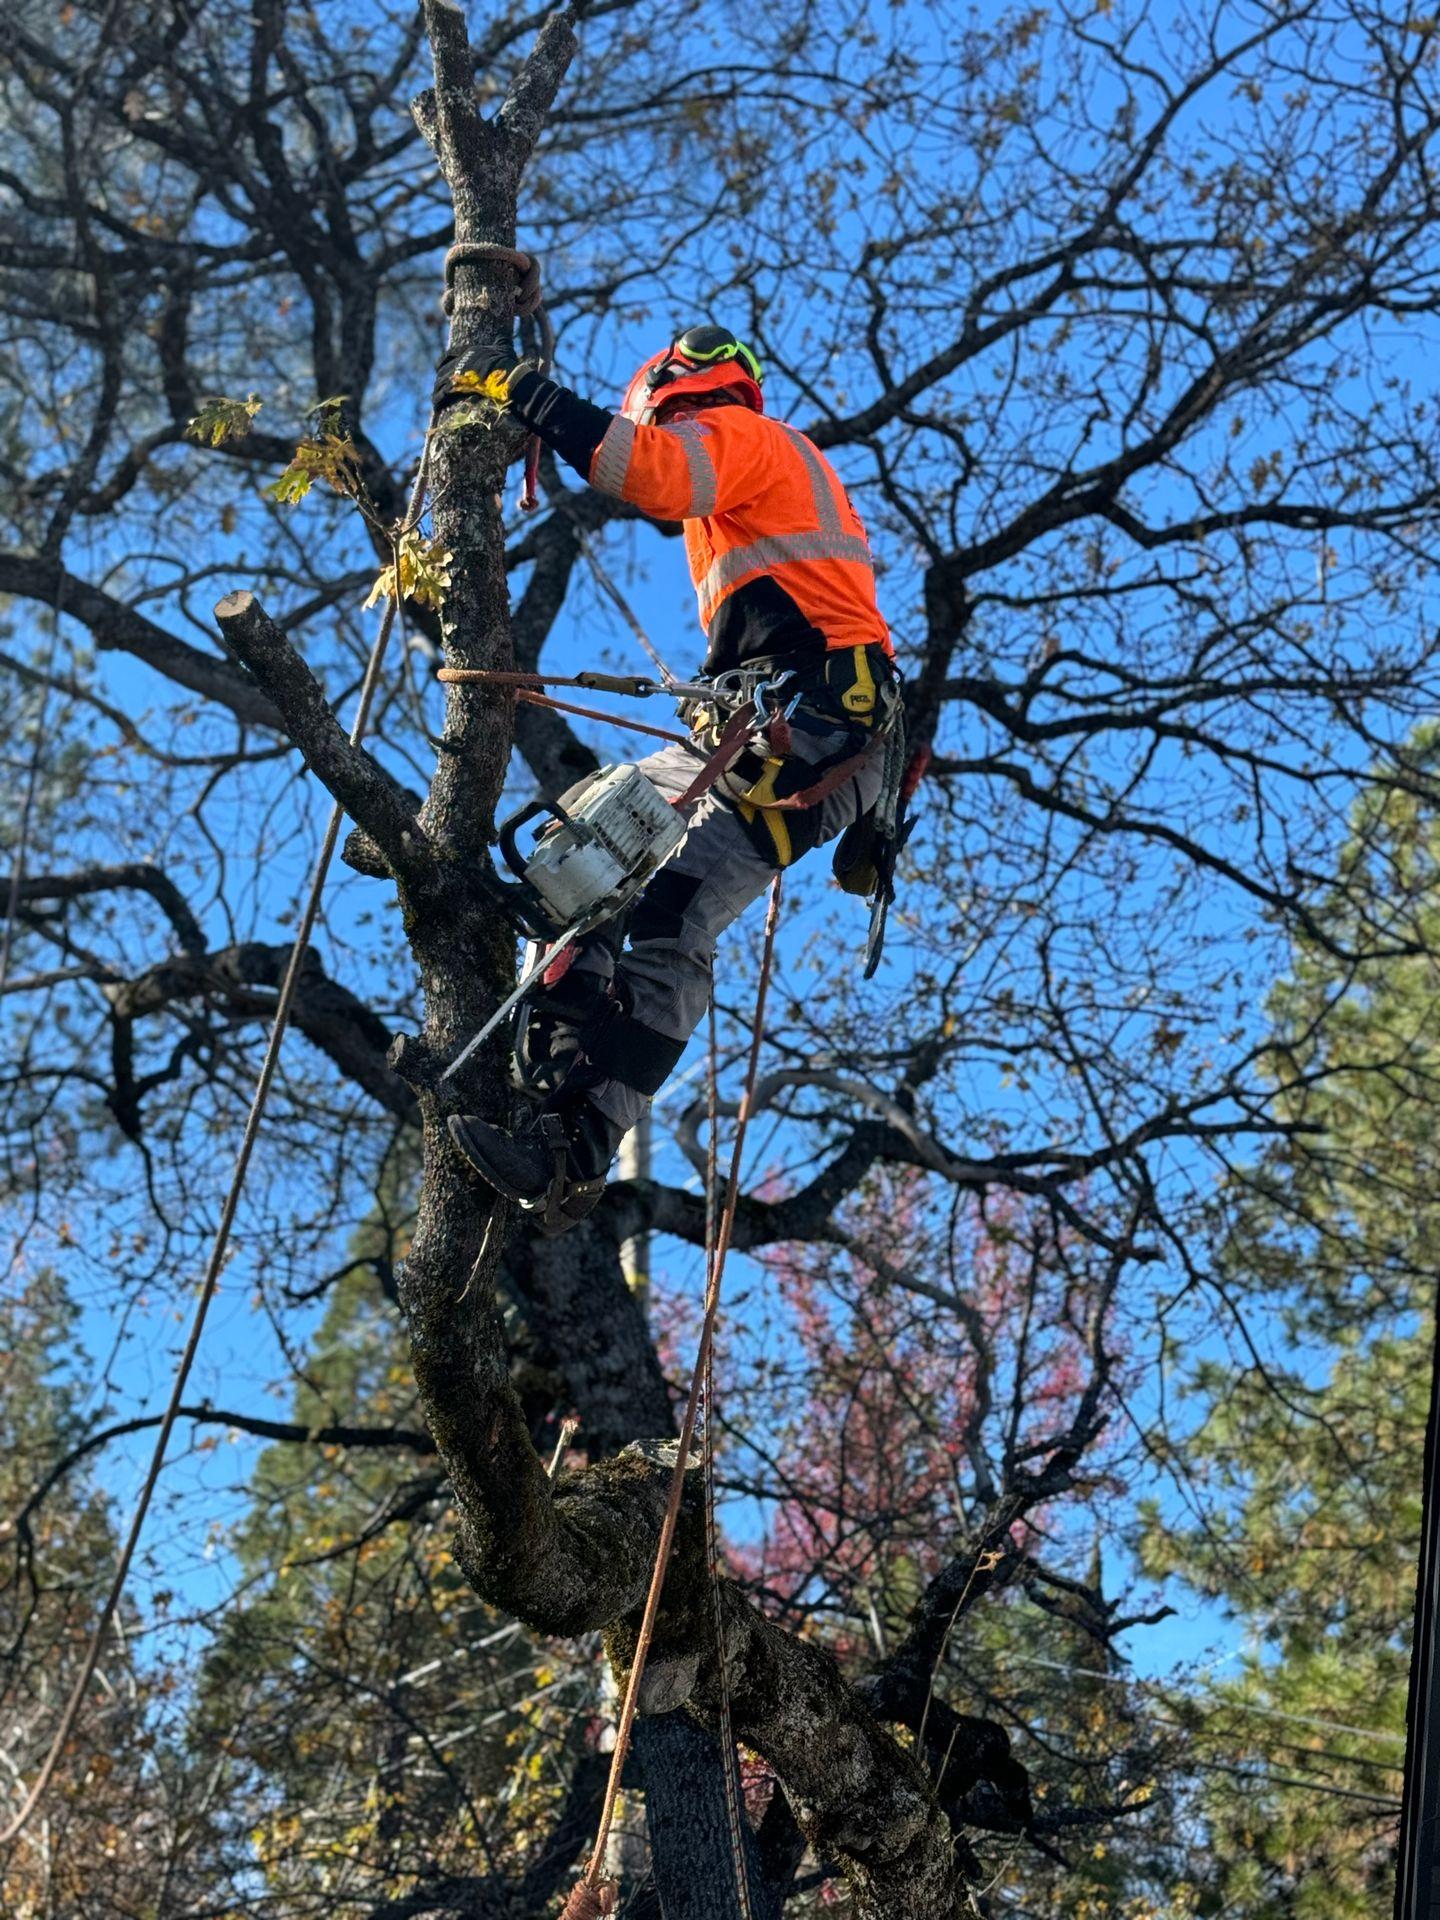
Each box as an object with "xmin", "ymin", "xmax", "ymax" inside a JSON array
[
  {"xmin": 9, "ymin": 862, "xmax": 206, "ymax": 956},
  {"xmin": 9, "ymin": 1405, "xmax": 436, "ymax": 1541},
  {"xmin": 213, "ymin": 590, "xmax": 431, "ymax": 877},
  {"xmin": 103, "ymin": 939, "xmax": 419, "ymax": 1125}
]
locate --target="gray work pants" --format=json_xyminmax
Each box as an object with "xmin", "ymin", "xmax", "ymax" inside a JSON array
[{"xmin": 562, "ymin": 724, "xmax": 883, "ymax": 1137}]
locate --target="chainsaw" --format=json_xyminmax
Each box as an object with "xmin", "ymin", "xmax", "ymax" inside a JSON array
[{"xmin": 439, "ymin": 763, "xmax": 687, "ymax": 1085}]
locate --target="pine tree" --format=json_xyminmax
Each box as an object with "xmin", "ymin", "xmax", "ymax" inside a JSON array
[
  {"xmin": 0, "ymin": 1275, "xmax": 186, "ymax": 1918},
  {"xmin": 1140, "ymin": 774, "xmax": 1440, "ymax": 1917}
]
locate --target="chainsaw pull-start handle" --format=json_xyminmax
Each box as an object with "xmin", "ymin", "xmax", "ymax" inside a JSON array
[{"xmin": 497, "ymin": 796, "xmax": 576, "ymax": 883}]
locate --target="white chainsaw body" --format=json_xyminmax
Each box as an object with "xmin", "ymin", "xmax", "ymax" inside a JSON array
[
  {"xmin": 523, "ymin": 763, "xmax": 686, "ymax": 924},
  {"xmin": 440, "ymin": 767, "xmax": 686, "ymax": 1087}
]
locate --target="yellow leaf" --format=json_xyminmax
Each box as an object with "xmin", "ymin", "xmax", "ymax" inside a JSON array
[
  {"xmin": 185, "ymin": 392, "xmax": 263, "ymax": 447},
  {"xmin": 265, "ymin": 432, "xmax": 364, "ymax": 506},
  {"xmin": 365, "ymin": 529, "xmax": 453, "ymax": 611}
]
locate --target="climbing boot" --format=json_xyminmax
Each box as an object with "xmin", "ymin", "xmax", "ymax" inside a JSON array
[
  {"xmin": 448, "ymin": 1099, "xmax": 624, "ymax": 1238},
  {"xmin": 448, "ymin": 1111, "xmax": 552, "ymax": 1203}
]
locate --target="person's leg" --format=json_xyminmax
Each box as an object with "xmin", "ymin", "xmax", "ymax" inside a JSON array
[
  {"xmin": 512, "ymin": 918, "xmax": 625, "ymax": 1100},
  {"xmin": 568, "ymin": 725, "xmax": 884, "ymax": 1136},
  {"xmin": 578, "ymin": 780, "xmax": 779, "ymax": 1139},
  {"xmin": 449, "ymin": 740, "xmax": 715, "ymax": 1219},
  {"xmin": 450, "ymin": 725, "xmax": 881, "ymax": 1227}
]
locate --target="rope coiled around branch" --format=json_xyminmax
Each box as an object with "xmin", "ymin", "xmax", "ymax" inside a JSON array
[
  {"xmin": 439, "ymin": 241, "xmax": 555, "ymax": 511},
  {"xmin": 559, "ymin": 1877, "xmax": 618, "ymax": 1918},
  {"xmin": 441, "ymin": 241, "xmax": 542, "ymax": 317}
]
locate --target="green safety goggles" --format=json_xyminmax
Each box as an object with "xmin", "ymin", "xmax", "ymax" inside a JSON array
[{"xmin": 650, "ymin": 325, "xmax": 764, "ymax": 393}]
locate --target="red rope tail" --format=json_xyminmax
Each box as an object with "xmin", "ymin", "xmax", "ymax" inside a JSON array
[
  {"xmin": 901, "ymin": 739, "xmax": 932, "ymax": 802},
  {"xmin": 520, "ymin": 432, "xmax": 542, "ymax": 512}
]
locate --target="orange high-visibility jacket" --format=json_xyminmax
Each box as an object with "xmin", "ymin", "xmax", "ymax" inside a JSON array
[{"xmin": 587, "ymin": 405, "xmax": 893, "ymax": 670}]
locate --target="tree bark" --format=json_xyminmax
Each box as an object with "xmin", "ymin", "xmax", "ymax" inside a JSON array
[{"xmin": 632, "ymin": 1712, "xmax": 795, "ymax": 1920}]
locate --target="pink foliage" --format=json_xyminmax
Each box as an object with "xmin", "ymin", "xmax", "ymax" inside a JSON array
[{"xmin": 714, "ymin": 1166, "xmax": 1121, "ymax": 1629}]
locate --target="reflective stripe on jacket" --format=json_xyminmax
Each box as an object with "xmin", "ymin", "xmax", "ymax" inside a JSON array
[{"xmin": 587, "ymin": 405, "xmax": 893, "ymax": 660}]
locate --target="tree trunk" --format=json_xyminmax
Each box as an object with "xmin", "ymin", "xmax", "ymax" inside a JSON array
[
  {"xmin": 216, "ymin": 7, "xmax": 985, "ymax": 1911},
  {"xmin": 633, "ymin": 1712, "xmax": 796, "ymax": 1920}
]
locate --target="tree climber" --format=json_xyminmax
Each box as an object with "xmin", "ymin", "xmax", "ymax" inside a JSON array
[{"xmin": 434, "ymin": 325, "xmax": 899, "ymax": 1233}]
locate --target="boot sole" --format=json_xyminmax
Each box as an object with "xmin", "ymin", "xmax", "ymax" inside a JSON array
[{"xmin": 447, "ymin": 1113, "xmax": 548, "ymax": 1204}]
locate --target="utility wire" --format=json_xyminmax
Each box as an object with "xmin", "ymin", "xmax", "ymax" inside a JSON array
[{"xmin": 998, "ymin": 1652, "xmax": 1406, "ymax": 1747}]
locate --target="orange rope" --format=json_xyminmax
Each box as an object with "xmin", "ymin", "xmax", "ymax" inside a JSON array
[
  {"xmin": 566, "ymin": 872, "xmax": 784, "ymax": 1912},
  {"xmin": 514, "ymin": 686, "xmax": 688, "ymax": 745},
  {"xmin": 559, "ymin": 1880, "xmax": 618, "ymax": 1918}
]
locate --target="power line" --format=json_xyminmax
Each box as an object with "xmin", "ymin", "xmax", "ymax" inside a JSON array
[
  {"xmin": 1177, "ymin": 1755, "xmax": 1399, "ymax": 1812},
  {"xmin": 1000, "ymin": 1652, "xmax": 1406, "ymax": 1748}
]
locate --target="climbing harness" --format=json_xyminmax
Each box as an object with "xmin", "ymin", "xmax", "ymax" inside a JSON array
[{"xmin": 561, "ymin": 873, "xmax": 784, "ymax": 1920}]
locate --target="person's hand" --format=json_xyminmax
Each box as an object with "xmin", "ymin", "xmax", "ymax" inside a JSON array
[{"xmin": 431, "ymin": 344, "xmax": 528, "ymax": 413}]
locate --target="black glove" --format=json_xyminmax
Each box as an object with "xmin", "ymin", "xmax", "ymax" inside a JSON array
[
  {"xmin": 430, "ymin": 350, "xmax": 615, "ymax": 484},
  {"xmin": 431, "ymin": 344, "xmax": 528, "ymax": 412}
]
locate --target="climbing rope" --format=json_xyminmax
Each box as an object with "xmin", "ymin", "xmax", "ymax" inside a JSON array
[
  {"xmin": 564, "ymin": 874, "xmax": 784, "ymax": 1917},
  {"xmin": 3, "ymin": 237, "xmax": 548, "ymax": 1848},
  {"xmin": 559, "ymin": 1883, "xmax": 618, "ymax": 1919},
  {"xmin": 0, "ymin": 432, "xmax": 436, "ymax": 1849},
  {"xmin": 513, "ymin": 685, "xmax": 688, "ymax": 746},
  {"xmin": 572, "ymin": 525, "xmax": 678, "ymax": 683}
]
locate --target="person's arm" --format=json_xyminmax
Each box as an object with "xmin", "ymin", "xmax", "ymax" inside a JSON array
[
  {"xmin": 505, "ymin": 370, "xmax": 613, "ymax": 481},
  {"xmin": 511, "ymin": 373, "xmax": 769, "ymax": 521},
  {"xmin": 432, "ymin": 349, "xmax": 765, "ymax": 517}
]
